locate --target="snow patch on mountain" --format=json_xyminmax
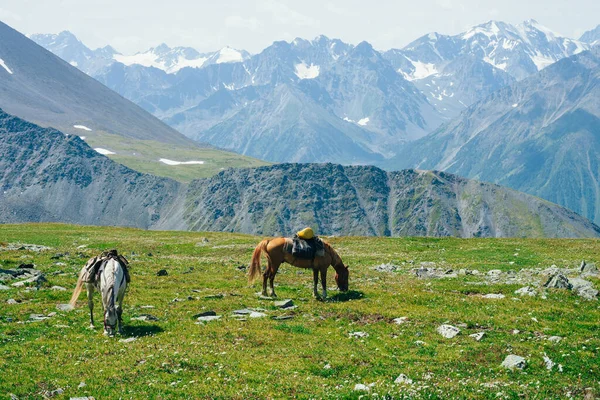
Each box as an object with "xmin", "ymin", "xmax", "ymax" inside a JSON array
[
  {"xmin": 406, "ymin": 60, "xmax": 437, "ymax": 80},
  {"xmin": 295, "ymin": 62, "xmax": 320, "ymax": 79},
  {"xmin": 0, "ymin": 59, "xmax": 13, "ymax": 74},
  {"xmin": 159, "ymin": 158, "xmax": 205, "ymax": 165},
  {"xmin": 94, "ymin": 148, "xmax": 116, "ymax": 155},
  {"xmin": 73, "ymin": 125, "xmax": 92, "ymax": 131},
  {"xmin": 357, "ymin": 117, "xmax": 370, "ymax": 126},
  {"xmin": 216, "ymin": 47, "xmax": 245, "ymax": 64}
]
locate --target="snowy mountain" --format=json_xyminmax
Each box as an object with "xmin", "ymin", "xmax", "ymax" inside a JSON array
[
  {"xmin": 30, "ymin": 32, "xmax": 250, "ymax": 75},
  {"xmin": 580, "ymin": 25, "xmax": 600, "ymax": 46},
  {"xmin": 383, "ymin": 20, "xmax": 589, "ymax": 119}
]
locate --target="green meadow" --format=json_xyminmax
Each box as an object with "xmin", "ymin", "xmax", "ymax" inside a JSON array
[{"xmin": 0, "ymin": 224, "xmax": 598, "ymax": 399}]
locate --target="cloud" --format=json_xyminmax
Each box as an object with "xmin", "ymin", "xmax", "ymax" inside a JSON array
[
  {"xmin": 259, "ymin": 0, "xmax": 317, "ymax": 26},
  {"xmin": 225, "ymin": 15, "xmax": 261, "ymax": 30}
]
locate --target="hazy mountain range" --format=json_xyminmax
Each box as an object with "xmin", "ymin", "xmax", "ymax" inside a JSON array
[{"xmin": 2, "ymin": 108, "xmax": 598, "ymax": 238}]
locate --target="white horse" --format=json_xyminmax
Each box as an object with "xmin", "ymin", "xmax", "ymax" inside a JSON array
[{"xmin": 69, "ymin": 258, "xmax": 128, "ymax": 336}]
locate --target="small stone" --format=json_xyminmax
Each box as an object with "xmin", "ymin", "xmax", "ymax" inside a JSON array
[
  {"xmin": 78, "ymin": 381, "xmax": 87, "ymax": 389},
  {"xmin": 569, "ymin": 278, "xmax": 598, "ymax": 300},
  {"xmin": 323, "ymin": 364, "xmax": 331, "ymax": 369},
  {"xmin": 204, "ymin": 294, "xmax": 224, "ymax": 299},
  {"xmin": 349, "ymin": 331, "xmax": 369, "ymax": 338},
  {"xmin": 131, "ymin": 314, "xmax": 159, "ymax": 321},
  {"xmin": 249, "ymin": 312, "xmax": 267, "ymax": 318},
  {"xmin": 119, "ymin": 337, "xmax": 137, "ymax": 343},
  {"xmin": 354, "ymin": 384, "xmax": 370, "ymax": 392},
  {"xmin": 471, "ymin": 270, "xmax": 480, "ymax": 275},
  {"xmin": 272, "ymin": 315, "xmax": 294, "ymax": 320},
  {"xmin": 482, "ymin": 294, "xmax": 505, "ymax": 299},
  {"xmin": 392, "ymin": 317, "xmax": 409, "ymax": 325},
  {"xmin": 17, "ymin": 263, "xmax": 34, "ymax": 269},
  {"xmin": 437, "ymin": 324, "xmax": 460, "ymax": 339},
  {"xmin": 51, "ymin": 286, "xmax": 67, "ymax": 291},
  {"xmin": 415, "ymin": 340, "xmax": 426, "ymax": 346},
  {"xmin": 6, "ymin": 298, "xmax": 18, "ymax": 304},
  {"xmin": 232, "ymin": 309, "xmax": 252, "ymax": 315},
  {"xmin": 274, "ymin": 299, "xmax": 294, "ymax": 308},
  {"xmin": 0, "ymin": 284, "xmax": 11, "ymax": 290},
  {"xmin": 45, "ymin": 388, "xmax": 64, "ymax": 397},
  {"xmin": 501, "ymin": 355, "xmax": 527, "ymax": 370},
  {"xmin": 458, "ymin": 269, "xmax": 467, "ymax": 275},
  {"xmin": 394, "ymin": 374, "xmax": 413, "ymax": 385},
  {"xmin": 515, "ymin": 287, "xmax": 536, "ymax": 297},
  {"xmin": 57, "ymin": 304, "xmax": 74, "ymax": 312},
  {"xmin": 512, "ymin": 329, "xmax": 520, "ymax": 335},
  {"xmin": 156, "ymin": 269, "xmax": 168, "ymax": 276},
  {"xmin": 469, "ymin": 332, "xmax": 485, "ymax": 341},
  {"xmin": 543, "ymin": 354, "xmax": 555, "ymax": 370},
  {"xmin": 196, "ymin": 315, "xmax": 221, "ymax": 323},
  {"xmin": 193, "ymin": 311, "xmax": 216, "ymax": 318},
  {"xmin": 373, "ymin": 263, "xmax": 400, "ymax": 272},
  {"xmin": 547, "ymin": 336, "xmax": 562, "ymax": 343},
  {"xmin": 71, "ymin": 397, "xmax": 95, "ymax": 400},
  {"xmin": 29, "ymin": 313, "xmax": 50, "ymax": 321}
]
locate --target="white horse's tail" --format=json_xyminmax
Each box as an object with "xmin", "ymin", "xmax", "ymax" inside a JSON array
[{"xmin": 69, "ymin": 266, "xmax": 87, "ymax": 307}]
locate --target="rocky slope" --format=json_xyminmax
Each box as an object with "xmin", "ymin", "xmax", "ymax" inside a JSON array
[
  {"xmin": 2, "ymin": 109, "xmax": 598, "ymax": 238},
  {"xmin": 0, "ymin": 21, "xmax": 194, "ymax": 146},
  {"xmin": 385, "ymin": 48, "xmax": 600, "ymax": 225}
]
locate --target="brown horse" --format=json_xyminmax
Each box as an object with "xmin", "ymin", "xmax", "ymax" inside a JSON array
[{"xmin": 248, "ymin": 237, "xmax": 349, "ymax": 299}]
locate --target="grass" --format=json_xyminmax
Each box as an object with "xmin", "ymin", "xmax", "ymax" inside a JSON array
[
  {"xmin": 80, "ymin": 130, "xmax": 269, "ymax": 182},
  {"xmin": 0, "ymin": 223, "xmax": 599, "ymax": 399}
]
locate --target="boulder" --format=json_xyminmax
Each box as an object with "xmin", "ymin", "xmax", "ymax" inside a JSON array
[
  {"xmin": 501, "ymin": 355, "xmax": 527, "ymax": 370},
  {"xmin": 569, "ymin": 278, "xmax": 598, "ymax": 300},
  {"xmin": 437, "ymin": 324, "xmax": 460, "ymax": 339},
  {"xmin": 274, "ymin": 299, "xmax": 294, "ymax": 309},
  {"xmin": 515, "ymin": 287, "xmax": 536, "ymax": 297},
  {"xmin": 156, "ymin": 269, "xmax": 168, "ymax": 276},
  {"xmin": 469, "ymin": 332, "xmax": 485, "ymax": 341},
  {"xmin": 394, "ymin": 374, "xmax": 413, "ymax": 384},
  {"xmin": 543, "ymin": 273, "xmax": 572, "ymax": 290}
]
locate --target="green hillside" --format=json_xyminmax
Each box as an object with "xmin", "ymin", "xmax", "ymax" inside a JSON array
[
  {"xmin": 82, "ymin": 130, "xmax": 269, "ymax": 182},
  {"xmin": 0, "ymin": 224, "xmax": 599, "ymax": 398}
]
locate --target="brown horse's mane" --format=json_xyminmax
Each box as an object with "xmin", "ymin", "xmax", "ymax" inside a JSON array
[{"xmin": 322, "ymin": 240, "xmax": 343, "ymax": 268}]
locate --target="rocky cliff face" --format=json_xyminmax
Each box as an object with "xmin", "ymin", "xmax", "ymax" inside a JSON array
[
  {"xmin": 0, "ymin": 111, "xmax": 183, "ymax": 228},
  {"xmin": 2, "ymin": 109, "xmax": 598, "ymax": 238},
  {"xmin": 386, "ymin": 48, "xmax": 600, "ymax": 225}
]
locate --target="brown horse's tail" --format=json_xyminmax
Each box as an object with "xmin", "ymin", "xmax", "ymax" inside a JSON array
[
  {"xmin": 68, "ymin": 267, "xmax": 86, "ymax": 307},
  {"xmin": 248, "ymin": 239, "xmax": 270, "ymax": 284}
]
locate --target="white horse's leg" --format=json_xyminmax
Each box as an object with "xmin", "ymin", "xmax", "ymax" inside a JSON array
[
  {"xmin": 86, "ymin": 283, "xmax": 95, "ymax": 329},
  {"xmin": 116, "ymin": 284, "xmax": 125, "ymax": 335}
]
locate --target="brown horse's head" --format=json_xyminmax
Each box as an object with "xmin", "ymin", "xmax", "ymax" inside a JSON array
[{"xmin": 335, "ymin": 264, "xmax": 349, "ymax": 292}]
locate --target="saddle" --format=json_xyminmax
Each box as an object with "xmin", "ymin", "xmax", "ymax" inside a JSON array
[
  {"xmin": 284, "ymin": 235, "xmax": 325, "ymax": 260},
  {"xmin": 82, "ymin": 249, "xmax": 131, "ymax": 284}
]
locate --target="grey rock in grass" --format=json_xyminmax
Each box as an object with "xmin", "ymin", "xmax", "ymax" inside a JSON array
[
  {"xmin": 131, "ymin": 314, "xmax": 159, "ymax": 321},
  {"xmin": 70, "ymin": 397, "xmax": 95, "ymax": 400},
  {"xmin": 543, "ymin": 273, "xmax": 572, "ymax": 290},
  {"xmin": 44, "ymin": 388, "xmax": 63, "ymax": 398},
  {"xmin": 543, "ymin": 354, "xmax": 555, "ymax": 370},
  {"xmin": 29, "ymin": 313, "xmax": 50, "ymax": 321},
  {"xmin": 349, "ymin": 331, "xmax": 369, "ymax": 338},
  {"xmin": 249, "ymin": 311, "xmax": 267, "ymax": 318},
  {"xmin": 469, "ymin": 332, "xmax": 485, "ymax": 341},
  {"xmin": 547, "ymin": 336, "xmax": 562, "ymax": 343},
  {"xmin": 482, "ymin": 293, "xmax": 505, "ymax": 299},
  {"xmin": 373, "ymin": 263, "xmax": 400, "ymax": 272},
  {"xmin": 515, "ymin": 287, "xmax": 537, "ymax": 297},
  {"xmin": 353, "ymin": 384, "xmax": 371, "ymax": 391},
  {"xmin": 394, "ymin": 374, "xmax": 413, "ymax": 384},
  {"xmin": 6, "ymin": 298, "xmax": 18, "ymax": 304},
  {"xmin": 274, "ymin": 299, "xmax": 294, "ymax": 308},
  {"xmin": 0, "ymin": 284, "xmax": 10, "ymax": 290},
  {"xmin": 272, "ymin": 315, "xmax": 294, "ymax": 320},
  {"xmin": 193, "ymin": 311, "xmax": 216, "ymax": 318},
  {"xmin": 579, "ymin": 261, "xmax": 598, "ymax": 276},
  {"xmin": 501, "ymin": 355, "xmax": 527, "ymax": 370},
  {"xmin": 156, "ymin": 269, "xmax": 168, "ymax": 276},
  {"xmin": 437, "ymin": 324, "xmax": 460, "ymax": 338},
  {"xmin": 51, "ymin": 286, "xmax": 67, "ymax": 291},
  {"xmin": 393, "ymin": 317, "xmax": 409, "ymax": 324},
  {"xmin": 569, "ymin": 278, "xmax": 598, "ymax": 300},
  {"xmin": 56, "ymin": 304, "xmax": 74, "ymax": 312},
  {"xmin": 119, "ymin": 337, "xmax": 137, "ymax": 343},
  {"xmin": 232, "ymin": 309, "xmax": 252, "ymax": 315},
  {"xmin": 196, "ymin": 315, "xmax": 221, "ymax": 323},
  {"xmin": 204, "ymin": 294, "xmax": 224, "ymax": 299}
]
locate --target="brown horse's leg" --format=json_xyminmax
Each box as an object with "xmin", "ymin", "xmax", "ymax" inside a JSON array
[
  {"xmin": 312, "ymin": 268, "xmax": 319, "ymax": 298},
  {"xmin": 269, "ymin": 262, "xmax": 279, "ymax": 298},
  {"xmin": 320, "ymin": 267, "xmax": 327, "ymax": 299},
  {"xmin": 262, "ymin": 269, "xmax": 269, "ymax": 297}
]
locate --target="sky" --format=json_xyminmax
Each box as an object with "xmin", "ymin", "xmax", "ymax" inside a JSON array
[{"xmin": 1, "ymin": 0, "xmax": 599, "ymax": 54}]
